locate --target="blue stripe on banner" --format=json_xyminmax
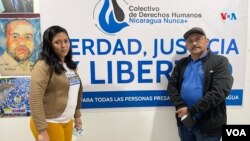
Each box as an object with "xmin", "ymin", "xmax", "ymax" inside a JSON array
[
  {"xmin": 226, "ymin": 89, "xmax": 243, "ymax": 106},
  {"xmin": 81, "ymin": 89, "xmax": 243, "ymax": 108}
]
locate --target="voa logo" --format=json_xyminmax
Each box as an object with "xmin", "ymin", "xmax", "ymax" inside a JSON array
[
  {"xmin": 220, "ymin": 10, "xmax": 237, "ymax": 21},
  {"xmin": 93, "ymin": 0, "xmax": 129, "ymax": 35},
  {"xmin": 226, "ymin": 129, "xmax": 246, "ymax": 136}
]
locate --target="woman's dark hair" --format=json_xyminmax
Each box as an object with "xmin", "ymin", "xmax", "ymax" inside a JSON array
[{"xmin": 40, "ymin": 25, "xmax": 77, "ymax": 74}]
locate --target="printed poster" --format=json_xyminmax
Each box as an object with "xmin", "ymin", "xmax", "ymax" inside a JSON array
[{"xmin": 0, "ymin": 76, "xmax": 30, "ymax": 117}]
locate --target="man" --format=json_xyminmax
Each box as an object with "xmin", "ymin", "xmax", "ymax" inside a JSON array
[
  {"xmin": 0, "ymin": 19, "xmax": 35, "ymax": 76},
  {"xmin": 167, "ymin": 27, "xmax": 233, "ymax": 141}
]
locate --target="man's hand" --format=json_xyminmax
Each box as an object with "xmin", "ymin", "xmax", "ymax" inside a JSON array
[{"xmin": 176, "ymin": 107, "xmax": 188, "ymax": 118}]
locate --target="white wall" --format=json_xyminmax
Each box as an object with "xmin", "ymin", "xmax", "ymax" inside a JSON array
[{"xmin": 0, "ymin": 2, "xmax": 250, "ymax": 141}]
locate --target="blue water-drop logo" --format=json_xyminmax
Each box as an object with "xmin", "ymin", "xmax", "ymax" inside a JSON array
[{"xmin": 98, "ymin": 0, "xmax": 129, "ymax": 34}]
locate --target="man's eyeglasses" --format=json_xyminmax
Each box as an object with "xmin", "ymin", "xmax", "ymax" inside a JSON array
[{"xmin": 186, "ymin": 36, "xmax": 206, "ymax": 45}]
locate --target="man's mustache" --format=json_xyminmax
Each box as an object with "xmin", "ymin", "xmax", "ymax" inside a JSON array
[{"xmin": 8, "ymin": 46, "xmax": 32, "ymax": 62}]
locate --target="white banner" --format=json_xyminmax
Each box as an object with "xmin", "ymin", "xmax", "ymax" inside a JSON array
[{"xmin": 40, "ymin": 0, "xmax": 248, "ymax": 108}]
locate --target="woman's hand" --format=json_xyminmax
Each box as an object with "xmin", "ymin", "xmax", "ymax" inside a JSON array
[
  {"xmin": 74, "ymin": 117, "xmax": 82, "ymax": 129},
  {"xmin": 38, "ymin": 130, "xmax": 50, "ymax": 141}
]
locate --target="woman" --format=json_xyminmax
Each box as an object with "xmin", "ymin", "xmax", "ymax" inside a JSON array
[{"xmin": 29, "ymin": 26, "xmax": 83, "ymax": 141}]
